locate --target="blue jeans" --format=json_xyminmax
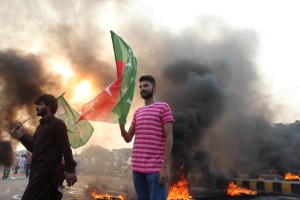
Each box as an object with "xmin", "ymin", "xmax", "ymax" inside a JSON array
[{"xmin": 132, "ymin": 172, "xmax": 167, "ymax": 200}]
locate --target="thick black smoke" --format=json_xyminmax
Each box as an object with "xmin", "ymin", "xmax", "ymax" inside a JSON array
[
  {"xmin": 155, "ymin": 28, "xmax": 300, "ymax": 190},
  {"xmin": 163, "ymin": 60, "xmax": 228, "ymax": 189},
  {"xmin": 0, "ymin": 50, "xmax": 60, "ymax": 166},
  {"xmin": 107, "ymin": 15, "xmax": 300, "ymax": 190},
  {"xmin": 0, "ymin": 0, "xmax": 126, "ymax": 167}
]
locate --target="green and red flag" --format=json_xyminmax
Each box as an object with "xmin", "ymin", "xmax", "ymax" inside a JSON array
[
  {"xmin": 56, "ymin": 94, "xmax": 94, "ymax": 148},
  {"xmin": 78, "ymin": 31, "xmax": 137, "ymax": 124}
]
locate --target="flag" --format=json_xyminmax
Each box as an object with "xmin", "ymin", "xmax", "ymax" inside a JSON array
[
  {"xmin": 56, "ymin": 94, "xmax": 94, "ymax": 148},
  {"xmin": 78, "ymin": 31, "xmax": 137, "ymax": 124}
]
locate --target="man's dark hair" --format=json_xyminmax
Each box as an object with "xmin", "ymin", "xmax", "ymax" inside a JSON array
[
  {"xmin": 34, "ymin": 94, "xmax": 58, "ymax": 114},
  {"xmin": 139, "ymin": 75, "xmax": 156, "ymax": 87}
]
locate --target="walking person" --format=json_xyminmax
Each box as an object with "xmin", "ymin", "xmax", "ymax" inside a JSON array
[
  {"xmin": 24, "ymin": 152, "xmax": 32, "ymax": 178},
  {"xmin": 19, "ymin": 154, "xmax": 25, "ymax": 173},
  {"xmin": 2, "ymin": 166, "xmax": 11, "ymax": 180},
  {"xmin": 14, "ymin": 94, "xmax": 77, "ymax": 200},
  {"xmin": 119, "ymin": 75, "xmax": 174, "ymax": 200},
  {"xmin": 13, "ymin": 154, "xmax": 20, "ymax": 179}
]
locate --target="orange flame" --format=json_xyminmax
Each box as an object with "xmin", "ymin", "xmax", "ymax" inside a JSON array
[
  {"xmin": 91, "ymin": 190, "xmax": 126, "ymax": 200},
  {"xmin": 226, "ymin": 182, "xmax": 257, "ymax": 196},
  {"xmin": 284, "ymin": 172, "xmax": 300, "ymax": 181},
  {"xmin": 167, "ymin": 165, "xmax": 193, "ymax": 200}
]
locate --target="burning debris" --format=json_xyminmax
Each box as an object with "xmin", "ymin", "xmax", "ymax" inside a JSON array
[
  {"xmin": 226, "ymin": 182, "xmax": 257, "ymax": 196},
  {"xmin": 91, "ymin": 190, "xmax": 126, "ymax": 200},
  {"xmin": 284, "ymin": 172, "xmax": 300, "ymax": 181},
  {"xmin": 84, "ymin": 175, "xmax": 134, "ymax": 200},
  {"xmin": 167, "ymin": 165, "xmax": 193, "ymax": 200}
]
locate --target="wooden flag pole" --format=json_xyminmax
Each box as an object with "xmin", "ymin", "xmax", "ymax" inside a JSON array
[
  {"xmin": 10, "ymin": 92, "xmax": 66, "ymax": 133},
  {"xmin": 11, "ymin": 113, "xmax": 37, "ymax": 133}
]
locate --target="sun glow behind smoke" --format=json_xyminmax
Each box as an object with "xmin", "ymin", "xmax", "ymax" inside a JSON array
[
  {"xmin": 72, "ymin": 81, "xmax": 94, "ymax": 104},
  {"xmin": 49, "ymin": 59, "xmax": 95, "ymax": 105},
  {"xmin": 50, "ymin": 59, "xmax": 74, "ymax": 80}
]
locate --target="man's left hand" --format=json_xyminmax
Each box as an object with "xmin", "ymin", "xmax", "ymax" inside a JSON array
[
  {"xmin": 65, "ymin": 172, "xmax": 77, "ymax": 187},
  {"xmin": 158, "ymin": 166, "xmax": 168, "ymax": 184}
]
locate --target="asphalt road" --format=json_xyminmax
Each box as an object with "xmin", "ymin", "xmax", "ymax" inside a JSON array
[
  {"xmin": 0, "ymin": 173, "xmax": 84, "ymax": 200},
  {"xmin": 1, "ymin": 173, "xmax": 299, "ymax": 200},
  {"xmin": 0, "ymin": 172, "xmax": 136, "ymax": 200}
]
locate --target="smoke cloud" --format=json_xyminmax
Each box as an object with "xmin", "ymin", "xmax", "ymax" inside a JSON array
[
  {"xmin": 0, "ymin": 0, "xmax": 117, "ymax": 166},
  {"xmin": 156, "ymin": 24, "xmax": 300, "ymax": 189},
  {"xmin": 0, "ymin": 50, "xmax": 61, "ymax": 166}
]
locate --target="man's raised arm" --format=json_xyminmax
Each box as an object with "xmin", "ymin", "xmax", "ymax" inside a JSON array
[{"xmin": 119, "ymin": 124, "xmax": 135, "ymax": 143}]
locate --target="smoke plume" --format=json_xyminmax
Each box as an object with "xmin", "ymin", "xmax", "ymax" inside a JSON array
[
  {"xmin": 0, "ymin": 0, "xmax": 117, "ymax": 166},
  {"xmin": 0, "ymin": 50, "xmax": 61, "ymax": 166},
  {"xmin": 155, "ymin": 24, "xmax": 300, "ymax": 189}
]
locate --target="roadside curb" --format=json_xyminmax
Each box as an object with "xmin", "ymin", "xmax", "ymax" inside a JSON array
[{"xmin": 234, "ymin": 178, "xmax": 300, "ymax": 197}]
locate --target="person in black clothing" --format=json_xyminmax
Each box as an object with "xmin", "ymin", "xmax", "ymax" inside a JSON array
[
  {"xmin": 1, "ymin": 166, "xmax": 11, "ymax": 179},
  {"xmin": 13, "ymin": 154, "xmax": 19, "ymax": 179},
  {"xmin": 14, "ymin": 94, "xmax": 77, "ymax": 200}
]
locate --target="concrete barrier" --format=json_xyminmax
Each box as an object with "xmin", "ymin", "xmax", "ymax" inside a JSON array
[{"xmin": 234, "ymin": 178, "xmax": 300, "ymax": 196}]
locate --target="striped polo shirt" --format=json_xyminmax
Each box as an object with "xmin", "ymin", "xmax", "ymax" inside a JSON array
[{"xmin": 131, "ymin": 102, "xmax": 174, "ymax": 173}]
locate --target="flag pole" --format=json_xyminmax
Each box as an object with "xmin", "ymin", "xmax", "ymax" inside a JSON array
[
  {"xmin": 57, "ymin": 92, "xmax": 66, "ymax": 99},
  {"xmin": 10, "ymin": 113, "xmax": 37, "ymax": 133},
  {"xmin": 11, "ymin": 92, "xmax": 66, "ymax": 133}
]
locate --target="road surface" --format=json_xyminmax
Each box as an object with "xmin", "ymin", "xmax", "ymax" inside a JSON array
[{"xmin": 1, "ymin": 172, "xmax": 299, "ymax": 200}]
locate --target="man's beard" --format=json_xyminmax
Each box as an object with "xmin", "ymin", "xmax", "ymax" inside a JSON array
[
  {"xmin": 140, "ymin": 90, "xmax": 154, "ymax": 100},
  {"xmin": 37, "ymin": 107, "xmax": 47, "ymax": 116}
]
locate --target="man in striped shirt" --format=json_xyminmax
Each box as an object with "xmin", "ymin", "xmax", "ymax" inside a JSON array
[{"xmin": 120, "ymin": 75, "xmax": 174, "ymax": 200}]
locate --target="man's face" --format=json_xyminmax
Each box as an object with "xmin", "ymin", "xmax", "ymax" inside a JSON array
[
  {"xmin": 36, "ymin": 101, "xmax": 49, "ymax": 116},
  {"xmin": 139, "ymin": 80, "xmax": 155, "ymax": 100}
]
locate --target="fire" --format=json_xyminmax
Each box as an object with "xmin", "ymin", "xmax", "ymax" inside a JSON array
[
  {"xmin": 284, "ymin": 172, "xmax": 300, "ymax": 181},
  {"xmin": 91, "ymin": 190, "xmax": 126, "ymax": 200},
  {"xmin": 226, "ymin": 182, "xmax": 257, "ymax": 196},
  {"xmin": 167, "ymin": 165, "xmax": 193, "ymax": 200}
]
